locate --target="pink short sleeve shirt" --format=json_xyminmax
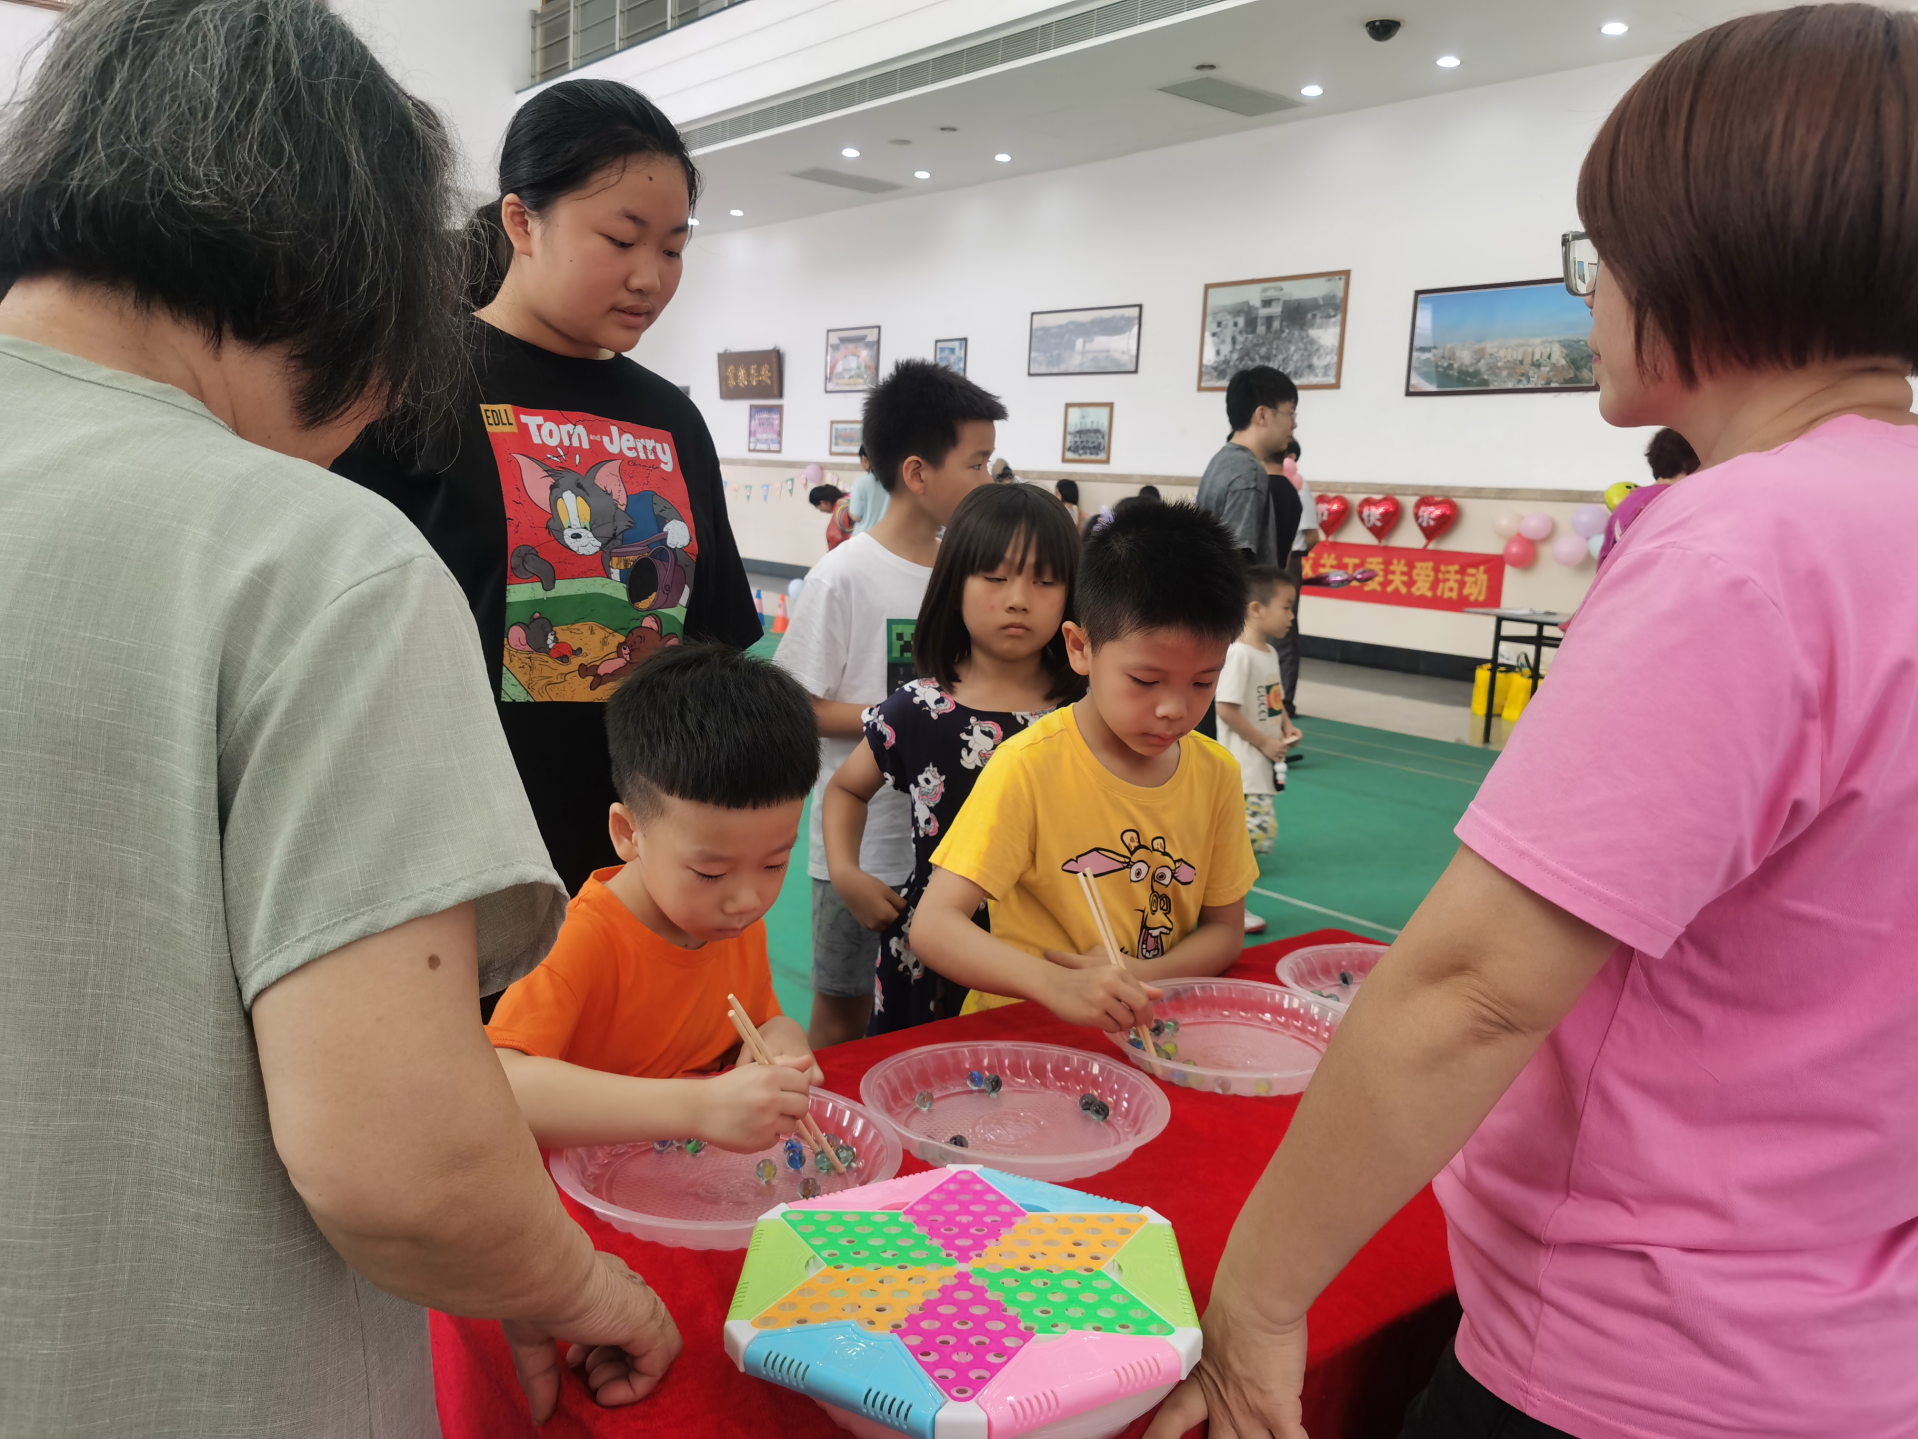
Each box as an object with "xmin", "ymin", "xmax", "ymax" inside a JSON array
[{"xmin": 1447, "ymin": 416, "xmax": 1918, "ymax": 1439}]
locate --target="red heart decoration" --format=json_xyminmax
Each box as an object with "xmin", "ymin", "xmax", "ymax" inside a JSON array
[
  {"xmin": 1413, "ymin": 495, "xmax": 1459, "ymax": 547},
  {"xmin": 1357, "ymin": 495, "xmax": 1402, "ymax": 543},
  {"xmin": 1316, "ymin": 493, "xmax": 1351, "ymax": 536}
]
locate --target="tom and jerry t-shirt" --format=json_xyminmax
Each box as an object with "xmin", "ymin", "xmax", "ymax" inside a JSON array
[
  {"xmin": 335, "ymin": 323, "xmax": 761, "ymax": 891},
  {"xmin": 486, "ymin": 869, "xmax": 780, "ymax": 1079},
  {"xmin": 932, "ymin": 706, "xmax": 1257, "ymax": 1011}
]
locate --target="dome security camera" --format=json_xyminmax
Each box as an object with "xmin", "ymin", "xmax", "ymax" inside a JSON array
[{"xmin": 1365, "ymin": 18, "xmax": 1402, "ymax": 41}]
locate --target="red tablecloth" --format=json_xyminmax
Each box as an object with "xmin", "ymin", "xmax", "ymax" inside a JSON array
[{"xmin": 433, "ymin": 930, "xmax": 1458, "ymax": 1438}]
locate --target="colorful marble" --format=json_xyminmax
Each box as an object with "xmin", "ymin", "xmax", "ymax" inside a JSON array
[
  {"xmin": 797, "ymin": 1177, "xmax": 820, "ymax": 1200},
  {"xmin": 983, "ymin": 1073, "xmax": 1002, "ymax": 1096},
  {"xmin": 966, "ymin": 1070, "xmax": 985, "ymax": 1091},
  {"xmin": 652, "ymin": 1139, "xmax": 673, "ymax": 1154},
  {"xmin": 756, "ymin": 1158, "xmax": 777, "ymax": 1185},
  {"xmin": 784, "ymin": 1137, "xmax": 805, "ymax": 1171},
  {"xmin": 1079, "ymin": 1094, "xmax": 1110, "ymax": 1122},
  {"xmin": 948, "ymin": 1134, "xmax": 969, "ymax": 1148},
  {"xmin": 914, "ymin": 1090, "xmax": 934, "ymax": 1112},
  {"xmin": 685, "ymin": 1139, "xmax": 706, "ymax": 1157}
]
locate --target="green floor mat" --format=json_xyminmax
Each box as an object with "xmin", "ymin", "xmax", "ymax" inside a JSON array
[{"xmin": 761, "ymin": 712, "xmax": 1497, "ymax": 1021}]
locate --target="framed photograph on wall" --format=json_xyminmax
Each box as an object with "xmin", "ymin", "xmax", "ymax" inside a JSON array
[
  {"xmin": 747, "ymin": 404, "xmax": 783, "ymax": 453},
  {"xmin": 825, "ymin": 325, "xmax": 881, "ymax": 392},
  {"xmin": 1406, "ymin": 280, "xmax": 1596, "ymax": 395},
  {"xmin": 828, "ymin": 420, "xmax": 864, "ymax": 456},
  {"xmin": 1028, "ymin": 305, "xmax": 1142, "ymax": 376},
  {"xmin": 933, "ymin": 337, "xmax": 967, "ymax": 375},
  {"xmin": 1061, "ymin": 403, "xmax": 1113, "ymax": 464},
  {"xmin": 1198, "ymin": 271, "xmax": 1349, "ymax": 390}
]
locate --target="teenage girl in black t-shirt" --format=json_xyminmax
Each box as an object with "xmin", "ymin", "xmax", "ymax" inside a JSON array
[{"xmin": 336, "ymin": 81, "xmax": 759, "ymax": 895}]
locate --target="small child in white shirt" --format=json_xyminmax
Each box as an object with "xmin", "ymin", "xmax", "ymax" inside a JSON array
[{"xmin": 1215, "ymin": 567, "xmax": 1300, "ymax": 859}]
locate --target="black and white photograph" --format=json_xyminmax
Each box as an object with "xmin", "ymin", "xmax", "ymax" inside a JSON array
[
  {"xmin": 1060, "ymin": 402, "xmax": 1114, "ymax": 464},
  {"xmin": 1028, "ymin": 304, "xmax": 1142, "ymax": 376},
  {"xmin": 1198, "ymin": 270, "xmax": 1349, "ymax": 390}
]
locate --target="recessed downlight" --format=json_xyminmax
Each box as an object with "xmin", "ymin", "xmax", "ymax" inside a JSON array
[
  {"xmin": 1301, "ymin": 83, "xmax": 1324, "ymax": 97},
  {"xmin": 1436, "ymin": 54, "xmax": 1461, "ymax": 68},
  {"xmin": 1600, "ymin": 21, "xmax": 1629, "ymax": 36},
  {"xmin": 913, "ymin": 170, "xmax": 931, "ymax": 179},
  {"xmin": 689, "ymin": 217, "xmax": 700, "ymax": 225},
  {"xmin": 729, "ymin": 208, "xmax": 743, "ymax": 216},
  {"xmin": 841, "ymin": 147, "xmax": 860, "ymax": 158},
  {"xmin": 994, "ymin": 152, "xmax": 1012, "ymax": 163}
]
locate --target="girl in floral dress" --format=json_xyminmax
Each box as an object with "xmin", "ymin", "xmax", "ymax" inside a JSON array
[{"xmin": 822, "ymin": 484, "xmax": 1083, "ymax": 1033}]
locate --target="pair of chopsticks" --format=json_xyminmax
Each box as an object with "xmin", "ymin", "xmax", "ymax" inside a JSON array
[
  {"xmin": 724, "ymin": 992, "xmax": 848, "ymax": 1177},
  {"xmin": 1073, "ymin": 869, "xmax": 1152, "ymax": 1052}
]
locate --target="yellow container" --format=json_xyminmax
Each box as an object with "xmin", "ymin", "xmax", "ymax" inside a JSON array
[
  {"xmin": 1501, "ymin": 672, "xmax": 1535, "ymax": 722},
  {"xmin": 1472, "ymin": 664, "xmax": 1516, "ymax": 717}
]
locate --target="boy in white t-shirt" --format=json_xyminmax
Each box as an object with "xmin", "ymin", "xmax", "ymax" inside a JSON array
[
  {"xmin": 774, "ymin": 360, "xmax": 1005, "ymax": 1046},
  {"xmin": 1216, "ymin": 567, "xmax": 1298, "ymax": 879}
]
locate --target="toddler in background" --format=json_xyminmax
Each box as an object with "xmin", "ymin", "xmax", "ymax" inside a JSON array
[
  {"xmin": 775, "ymin": 360, "xmax": 1006, "ymax": 1046},
  {"xmin": 486, "ymin": 645, "xmax": 822, "ymax": 1150},
  {"xmin": 1216, "ymin": 567, "xmax": 1297, "ymax": 933},
  {"xmin": 823, "ymin": 484, "xmax": 1084, "ymax": 1034},
  {"xmin": 910, "ymin": 502, "xmax": 1258, "ymax": 1032}
]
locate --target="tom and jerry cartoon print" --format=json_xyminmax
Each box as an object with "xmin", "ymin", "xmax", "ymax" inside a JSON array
[{"xmin": 485, "ymin": 403, "xmax": 695, "ymax": 701}]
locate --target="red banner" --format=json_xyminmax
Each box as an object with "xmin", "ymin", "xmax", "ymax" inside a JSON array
[{"xmin": 1300, "ymin": 540, "xmax": 1504, "ymax": 611}]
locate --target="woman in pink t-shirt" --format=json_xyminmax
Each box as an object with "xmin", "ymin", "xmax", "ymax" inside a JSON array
[{"xmin": 1148, "ymin": 11, "xmax": 1918, "ymax": 1439}]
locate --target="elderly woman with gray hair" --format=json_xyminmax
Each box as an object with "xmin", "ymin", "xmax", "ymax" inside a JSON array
[{"xmin": 0, "ymin": 1, "xmax": 678, "ymax": 1433}]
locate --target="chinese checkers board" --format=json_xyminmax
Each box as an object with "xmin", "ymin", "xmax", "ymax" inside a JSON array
[
  {"xmin": 724, "ymin": 1166, "xmax": 1200, "ymax": 1439},
  {"xmin": 1303, "ymin": 540, "xmax": 1504, "ymax": 611}
]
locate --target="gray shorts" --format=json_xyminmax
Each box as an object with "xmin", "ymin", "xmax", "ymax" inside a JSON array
[{"xmin": 811, "ymin": 878, "xmax": 894, "ymax": 998}]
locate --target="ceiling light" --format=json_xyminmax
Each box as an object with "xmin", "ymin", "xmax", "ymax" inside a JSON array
[
  {"xmin": 689, "ymin": 217, "xmax": 699, "ymax": 225},
  {"xmin": 913, "ymin": 170, "xmax": 931, "ymax": 179},
  {"xmin": 994, "ymin": 153, "xmax": 1012, "ymax": 163},
  {"xmin": 1600, "ymin": 21, "xmax": 1628, "ymax": 36},
  {"xmin": 729, "ymin": 208, "xmax": 743, "ymax": 216},
  {"xmin": 1436, "ymin": 54, "xmax": 1460, "ymax": 68},
  {"xmin": 1300, "ymin": 83, "xmax": 1323, "ymax": 97},
  {"xmin": 841, "ymin": 147, "xmax": 860, "ymax": 158}
]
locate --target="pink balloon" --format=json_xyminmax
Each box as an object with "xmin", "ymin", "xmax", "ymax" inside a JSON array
[
  {"xmin": 1551, "ymin": 534, "xmax": 1588, "ymax": 567},
  {"xmin": 1571, "ymin": 504, "xmax": 1609, "ymax": 539},
  {"xmin": 802, "ymin": 463, "xmax": 824, "ymax": 484},
  {"xmin": 1502, "ymin": 535, "xmax": 1538, "ymax": 569},
  {"xmin": 1519, "ymin": 511, "xmax": 1555, "ymax": 541},
  {"xmin": 1492, "ymin": 511, "xmax": 1524, "ymax": 539}
]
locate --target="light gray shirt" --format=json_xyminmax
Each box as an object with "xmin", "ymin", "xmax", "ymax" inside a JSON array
[
  {"xmin": 1195, "ymin": 442, "xmax": 1279, "ymax": 566},
  {"xmin": 0, "ymin": 337, "xmax": 567, "ymax": 1437}
]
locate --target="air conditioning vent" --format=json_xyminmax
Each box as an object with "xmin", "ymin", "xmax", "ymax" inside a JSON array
[
  {"xmin": 790, "ymin": 168, "xmax": 906, "ymax": 193},
  {"xmin": 1158, "ymin": 76, "xmax": 1300, "ymax": 115}
]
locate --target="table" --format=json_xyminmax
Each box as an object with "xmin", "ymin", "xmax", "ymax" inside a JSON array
[
  {"xmin": 1465, "ymin": 607, "xmax": 1573, "ymax": 744},
  {"xmin": 431, "ymin": 930, "xmax": 1459, "ymax": 1439}
]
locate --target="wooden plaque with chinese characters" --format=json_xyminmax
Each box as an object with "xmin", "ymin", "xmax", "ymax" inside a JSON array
[
  {"xmin": 718, "ymin": 349, "xmax": 783, "ymax": 400},
  {"xmin": 1302, "ymin": 540, "xmax": 1504, "ymax": 611}
]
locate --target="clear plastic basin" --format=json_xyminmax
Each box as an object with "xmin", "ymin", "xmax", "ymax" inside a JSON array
[
  {"xmin": 1105, "ymin": 978, "xmax": 1342, "ymax": 1096},
  {"xmin": 1274, "ymin": 941, "xmax": 1389, "ymax": 1008},
  {"xmin": 550, "ymin": 1088, "xmax": 901, "ymax": 1250},
  {"xmin": 859, "ymin": 1040, "xmax": 1169, "ymax": 1183}
]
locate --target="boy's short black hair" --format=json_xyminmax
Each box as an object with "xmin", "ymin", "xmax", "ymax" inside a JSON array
[
  {"xmin": 863, "ymin": 359, "xmax": 1008, "ymax": 493},
  {"xmin": 1079, "ymin": 502, "xmax": 1247, "ymax": 648},
  {"xmin": 1645, "ymin": 427, "xmax": 1700, "ymax": 480},
  {"xmin": 605, "ymin": 643, "xmax": 819, "ymax": 819},
  {"xmin": 1226, "ymin": 367, "xmax": 1299, "ymax": 431},
  {"xmin": 808, "ymin": 484, "xmax": 844, "ymax": 507},
  {"xmin": 1245, "ymin": 565, "xmax": 1297, "ymax": 606}
]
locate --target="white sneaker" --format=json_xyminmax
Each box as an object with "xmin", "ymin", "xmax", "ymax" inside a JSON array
[{"xmin": 1244, "ymin": 912, "xmax": 1268, "ymax": 934}]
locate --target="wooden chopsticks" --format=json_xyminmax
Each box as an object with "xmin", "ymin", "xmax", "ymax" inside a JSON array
[
  {"xmin": 1075, "ymin": 868, "xmax": 1153, "ymax": 1053},
  {"xmin": 725, "ymin": 993, "xmax": 849, "ymax": 1177}
]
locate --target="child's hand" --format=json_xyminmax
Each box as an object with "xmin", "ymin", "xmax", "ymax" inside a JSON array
[
  {"xmin": 698, "ymin": 1063, "xmax": 813, "ymax": 1153},
  {"xmin": 1282, "ymin": 722, "xmax": 1303, "ymax": 747},
  {"xmin": 759, "ymin": 1032, "xmax": 825, "ymax": 1087},
  {"xmin": 834, "ymin": 869, "xmax": 907, "ymax": 932},
  {"xmin": 1036, "ymin": 954, "xmax": 1162, "ymax": 1033},
  {"xmin": 1258, "ymin": 735, "xmax": 1289, "ymax": 762}
]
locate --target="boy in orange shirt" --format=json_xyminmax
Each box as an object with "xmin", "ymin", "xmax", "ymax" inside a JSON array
[{"xmin": 486, "ymin": 644, "xmax": 824, "ymax": 1150}]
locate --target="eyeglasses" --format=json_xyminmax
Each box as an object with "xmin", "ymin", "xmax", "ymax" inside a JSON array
[{"xmin": 1562, "ymin": 231, "xmax": 1599, "ymax": 296}]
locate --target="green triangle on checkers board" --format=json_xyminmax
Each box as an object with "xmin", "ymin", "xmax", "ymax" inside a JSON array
[
  {"xmin": 728, "ymin": 1215, "xmax": 818, "ymax": 1322},
  {"xmin": 1109, "ymin": 1222, "xmax": 1200, "ymax": 1329},
  {"xmin": 781, "ymin": 1210, "xmax": 958, "ymax": 1267}
]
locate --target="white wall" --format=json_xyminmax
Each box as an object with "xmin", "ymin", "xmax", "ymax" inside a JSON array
[
  {"xmin": 334, "ymin": 0, "xmax": 530, "ymax": 194},
  {"xmin": 639, "ymin": 55, "xmax": 1661, "ymax": 497},
  {"xmin": 0, "ymin": 2, "xmax": 57, "ymax": 103}
]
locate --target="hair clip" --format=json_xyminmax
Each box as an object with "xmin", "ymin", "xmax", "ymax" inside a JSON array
[{"xmin": 1090, "ymin": 505, "xmax": 1116, "ymax": 534}]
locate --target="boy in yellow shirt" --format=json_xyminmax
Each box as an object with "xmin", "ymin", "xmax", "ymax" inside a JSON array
[
  {"xmin": 487, "ymin": 645, "xmax": 824, "ymax": 1149},
  {"xmin": 910, "ymin": 503, "xmax": 1257, "ymax": 1030}
]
